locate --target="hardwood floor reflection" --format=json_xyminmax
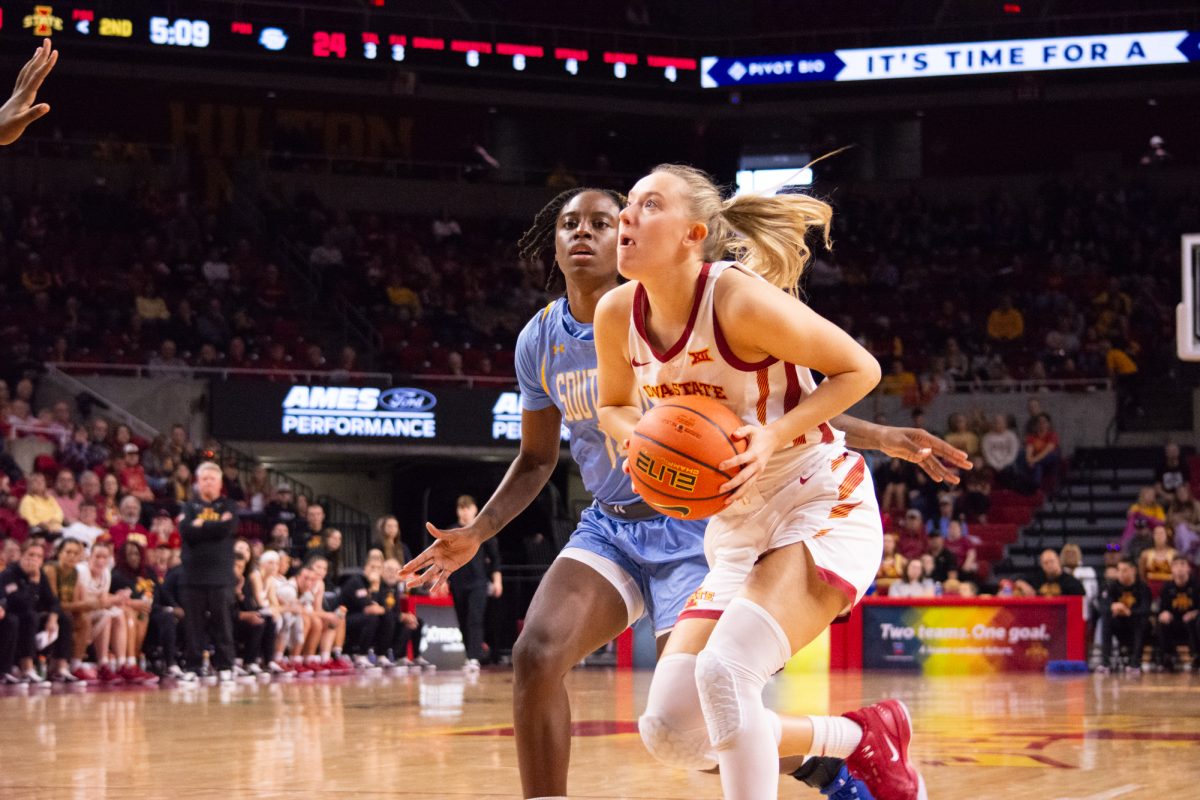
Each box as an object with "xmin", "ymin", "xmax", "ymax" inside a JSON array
[{"xmin": 2, "ymin": 668, "xmax": 1198, "ymax": 798}]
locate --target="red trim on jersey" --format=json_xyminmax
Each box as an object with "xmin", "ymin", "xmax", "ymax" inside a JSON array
[
  {"xmin": 816, "ymin": 567, "xmax": 856, "ymax": 605},
  {"xmin": 783, "ymin": 362, "xmax": 802, "ymax": 411},
  {"xmin": 755, "ymin": 368, "xmax": 770, "ymax": 425},
  {"xmin": 711, "ymin": 263, "xmax": 779, "ymax": 371},
  {"xmin": 818, "ymin": 422, "xmax": 835, "ymax": 444},
  {"xmin": 633, "ymin": 262, "xmax": 712, "ymax": 363},
  {"xmin": 713, "ymin": 307, "xmax": 779, "ymax": 372},
  {"xmin": 783, "ymin": 362, "xmax": 805, "ymax": 445},
  {"xmin": 677, "ymin": 608, "xmax": 723, "ymax": 622}
]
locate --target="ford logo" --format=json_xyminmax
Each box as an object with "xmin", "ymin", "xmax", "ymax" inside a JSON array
[{"xmin": 378, "ymin": 388, "xmax": 437, "ymax": 412}]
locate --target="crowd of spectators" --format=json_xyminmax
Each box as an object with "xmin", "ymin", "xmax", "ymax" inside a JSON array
[
  {"xmin": 1075, "ymin": 441, "xmax": 1200, "ymax": 673},
  {"xmin": 816, "ymin": 178, "xmax": 1189, "ymax": 403},
  {"xmin": 0, "ymin": 380, "xmax": 443, "ymax": 685},
  {"xmin": 1, "ymin": 173, "xmax": 1190, "ymax": 389},
  {"xmin": 889, "ymin": 439, "xmax": 1200, "ymax": 674},
  {"xmin": 868, "ymin": 399, "xmax": 1070, "ymax": 600}
]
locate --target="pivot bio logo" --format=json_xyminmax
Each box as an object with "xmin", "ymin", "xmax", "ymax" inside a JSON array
[{"xmin": 281, "ymin": 386, "xmax": 436, "ymax": 439}]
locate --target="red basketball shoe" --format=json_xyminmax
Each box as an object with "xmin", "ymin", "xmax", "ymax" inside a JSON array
[{"xmin": 842, "ymin": 700, "xmax": 927, "ymax": 800}]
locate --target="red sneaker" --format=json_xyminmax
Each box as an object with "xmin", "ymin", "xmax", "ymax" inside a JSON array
[
  {"xmin": 97, "ymin": 665, "xmax": 124, "ymax": 685},
  {"xmin": 72, "ymin": 666, "xmax": 99, "ymax": 684},
  {"xmin": 842, "ymin": 700, "xmax": 926, "ymax": 800},
  {"xmin": 136, "ymin": 667, "xmax": 160, "ymax": 685}
]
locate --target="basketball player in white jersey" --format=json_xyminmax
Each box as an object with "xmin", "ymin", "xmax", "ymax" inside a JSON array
[{"xmin": 595, "ymin": 164, "xmax": 926, "ymax": 800}]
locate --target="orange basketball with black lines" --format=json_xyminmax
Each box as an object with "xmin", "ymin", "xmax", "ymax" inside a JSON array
[{"xmin": 628, "ymin": 395, "xmax": 746, "ymax": 520}]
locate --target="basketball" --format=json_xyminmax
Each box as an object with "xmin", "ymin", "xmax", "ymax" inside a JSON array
[{"xmin": 628, "ymin": 395, "xmax": 746, "ymax": 520}]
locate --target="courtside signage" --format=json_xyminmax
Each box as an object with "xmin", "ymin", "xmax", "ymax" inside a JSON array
[
  {"xmin": 701, "ymin": 30, "xmax": 1200, "ymax": 87},
  {"xmin": 280, "ymin": 385, "xmax": 436, "ymax": 438},
  {"xmin": 209, "ymin": 380, "xmax": 568, "ymax": 448},
  {"xmin": 490, "ymin": 392, "xmax": 571, "ymax": 443}
]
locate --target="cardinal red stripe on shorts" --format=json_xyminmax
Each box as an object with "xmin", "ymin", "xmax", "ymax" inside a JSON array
[
  {"xmin": 837, "ymin": 456, "xmax": 866, "ymax": 500},
  {"xmin": 678, "ymin": 609, "xmax": 723, "ymax": 622},
  {"xmin": 755, "ymin": 368, "xmax": 770, "ymax": 425},
  {"xmin": 830, "ymin": 452, "xmax": 849, "ymax": 472},
  {"xmin": 828, "ymin": 501, "xmax": 861, "ymax": 519}
]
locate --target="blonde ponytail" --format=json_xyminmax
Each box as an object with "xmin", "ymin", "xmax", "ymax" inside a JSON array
[
  {"xmin": 720, "ymin": 192, "xmax": 832, "ymax": 295},
  {"xmin": 650, "ymin": 163, "xmax": 833, "ymax": 296}
]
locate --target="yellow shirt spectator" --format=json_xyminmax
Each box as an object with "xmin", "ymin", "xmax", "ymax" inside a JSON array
[
  {"xmin": 1106, "ymin": 347, "xmax": 1137, "ymax": 375},
  {"xmin": 136, "ymin": 294, "xmax": 171, "ymax": 321},
  {"xmin": 386, "ymin": 283, "xmax": 422, "ymax": 316},
  {"xmin": 879, "ymin": 362, "xmax": 918, "ymax": 397},
  {"xmin": 18, "ymin": 491, "xmax": 64, "ymax": 532},
  {"xmin": 987, "ymin": 303, "xmax": 1025, "ymax": 341}
]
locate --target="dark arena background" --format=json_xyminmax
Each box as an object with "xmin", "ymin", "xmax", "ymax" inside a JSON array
[{"xmin": 1, "ymin": 2, "xmax": 1199, "ymax": 798}]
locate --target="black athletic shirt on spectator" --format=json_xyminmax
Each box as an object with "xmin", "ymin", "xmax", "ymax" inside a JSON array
[
  {"xmin": 1026, "ymin": 570, "xmax": 1086, "ymax": 597},
  {"xmin": 1160, "ymin": 579, "xmax": 1200, "ymax": 618},
  {"xmin": 178, "ymin": 497, "xmax": 238, "ymax": 587},
  {"xmin": 1157, "ymin": 460, "xmax": 1190, "ymax": 495},
  {"xmin": 0, "ymin": 561, "xmax": 61, "ymax": 617},
  {"xmin": 448, "ymin": 534, "xmax": 500, "ymax": 589},
  {"xmin": 339, "ymin": 574, "xmax": 378, "ymax": 615},
  {"xmin": 1103, "ymin": 578, "xmax": 1152, "ymax": 617}
]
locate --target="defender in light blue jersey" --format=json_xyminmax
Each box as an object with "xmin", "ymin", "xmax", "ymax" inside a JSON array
[
  {"xmin": 401, "ymin": 188, "xmax": 967, "ymax": 800},
  {"xmin": 514, "ymin": 294, "xmax": 710, "ymax": 635}
]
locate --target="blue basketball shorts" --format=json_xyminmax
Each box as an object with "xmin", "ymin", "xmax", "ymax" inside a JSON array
[{"xmin": 559, "ymin": 503, "xmax": 709, "ymax": 636}]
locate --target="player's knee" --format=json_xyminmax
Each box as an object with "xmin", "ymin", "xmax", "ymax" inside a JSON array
[
  {"xmin": 511, "ymin": 626, "xmax": 570, "ymax": 685},
  {"xmin": 637, "ymin": 711, "xmax": 716, "ymax": 771},
  {"xmin": 694, "ymin": 648, "xmax": 747, "ymax": 749}
]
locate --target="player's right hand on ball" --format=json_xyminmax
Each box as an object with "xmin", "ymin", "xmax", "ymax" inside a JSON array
[{"xmin": 399, "ymin": 523, "xmax": 482, "ymax": 592}]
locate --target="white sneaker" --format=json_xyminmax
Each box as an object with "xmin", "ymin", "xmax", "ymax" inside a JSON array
[
  {"xmin": 462, "ymin": 658, "xmax": 480, "ymax": 673},
  {"xmin": 375, "ymin": 655, "xmax": 395, "ymax": 669},
  {"xmin": 246, "ymin": 663, "xmax": 264, "ymax": 676},
  {"xmin": 267, "ymin": 661, "xmax": 286, "ymax": 675},
  {"xmin": 21, "ymin": 670, "xmax": 51, "ymax": 687},
  {"xmin": 166, "ymin": 665, "xmax": 198, "ymax": 683},
  {"xmin": 218, "ymin": 669, "xmax": 235, "ymax": 684}
]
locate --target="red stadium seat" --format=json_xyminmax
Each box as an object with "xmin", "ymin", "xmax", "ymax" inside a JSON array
[
  {"xmin": 975, "ymin": 541, "xmax": 1005, "ymax": 562},
  {"xmin": 971, "ymin": 523, "xmax": 1018, "ymax": 544}
]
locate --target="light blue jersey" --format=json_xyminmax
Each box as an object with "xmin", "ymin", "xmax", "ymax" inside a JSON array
[
  {"xmin": 515, "ymin": 297, "xmax": 636, "ymax": 507},
  {"xmin": 515, "ymin": 297, "xmax": 708, "ymax": 634}
]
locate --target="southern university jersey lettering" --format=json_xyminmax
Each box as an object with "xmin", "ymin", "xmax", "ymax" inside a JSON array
[
  {"xmin": 627, "ymin": 261, "xmax": 843, "ymax": 491},
  {"xmin": 516, "ymin": 298, "xmax": 634, "ymax": 506}
]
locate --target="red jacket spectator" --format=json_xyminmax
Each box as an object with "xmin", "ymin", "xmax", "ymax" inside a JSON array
[
  {"xmin": 897, "ymin": 509, "xmax": 929, "ymax": 561},
  {"xmin": 148, "ymin": 512, "xmax": 182, "ymax": 550},
  {"xmin": 99, "ymin": 496, "xmax": 149, "ymax": 552},
  {"xmin": 118, "ymin": 444, "xmax": 155, "ymax": 502}
]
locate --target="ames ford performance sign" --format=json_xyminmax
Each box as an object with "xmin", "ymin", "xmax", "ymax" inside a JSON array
[
  {"xmin": 209, "ymin": 381, "xmax": 561, "ymax": 447},
  {"xmin": 281, "ymin": 386, "xmax": 437, "ymax": 438}
]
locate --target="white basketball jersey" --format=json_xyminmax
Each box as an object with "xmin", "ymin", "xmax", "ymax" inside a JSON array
[{"xmin": 627, "ymin": 261, "xmax": 843, "ymax": 492}]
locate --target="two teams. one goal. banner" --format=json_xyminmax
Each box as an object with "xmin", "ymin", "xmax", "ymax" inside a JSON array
[{"xmin": 831, "ymin": 597, "xmax": 1085, "ymax": 674}]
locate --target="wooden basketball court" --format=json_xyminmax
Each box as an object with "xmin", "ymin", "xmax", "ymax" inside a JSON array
[{"xmin": 2, "ymin": 668, "xmax": 1197, "ymax": 798}]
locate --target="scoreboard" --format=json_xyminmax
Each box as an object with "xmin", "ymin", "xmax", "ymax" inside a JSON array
[
  {"xmin": 1, "ymin": 4, "xmax": 1195, "ymax": 90},
  {"xmin": 0, "ymin": 3, "xmax": 699, "ymax": 87}
]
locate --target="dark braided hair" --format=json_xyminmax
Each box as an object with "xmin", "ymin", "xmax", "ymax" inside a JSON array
[{"xmin": 518, "ymin": 187, "xmax": 626, "ymax": 292}]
